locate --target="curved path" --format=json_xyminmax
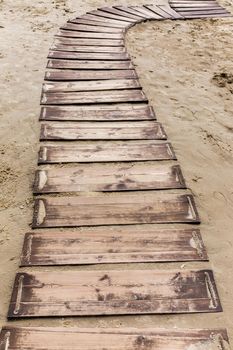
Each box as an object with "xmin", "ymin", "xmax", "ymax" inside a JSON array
[{"xmin": 1, "ymin": 1, "xmax": 232, "ymax": 349}]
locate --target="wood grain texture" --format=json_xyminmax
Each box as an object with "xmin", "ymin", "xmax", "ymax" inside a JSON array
[
  {"xmin": 100, "ymin": 7, "xmax": 143, "ymax": 21},
  {"xmin": 20, "ymin": 228, "xmax": 207, "ymax": 266},
  {"xmin": 32, "ymin": 192, "xmax": 199, "ymax": 228},
  {"xmin": 8, "ymin": 269, "xmax": 221, "ymax": 317},
  {"xmin": 114, "ymin": 6, "xmax": 148, "ymax": 19},
  {"xmin": 42, "ymin": 79, "xmax": 140, "ymax": 92},
  {"xmin": 50, "ymin": 44, "xmax": 126, "ymax": 53},
  {"xmin": 61, "ymin": 23, "xmax": 125, "ymax": 33},
  {"xmin": 88, "ymin": 10, "xmax": 137, "ymax": 23},
  {"xmin": 33, "ymin": 163, "xmax": 185, "ymax": 193},
  {"xmin": 53, "ymin": 38, "xmax": 125, "ymax": 46},
  {"xmin": 48, "ymin": 51, "xmax": 130, "ymax": 60},
  {"xmin": 1, "ymin": 326, "xmax": 229, "ymax": 350},
  {"xmin": 41, "ymin": 90, "xmax": 147, "ymax": 105},
  {"xmin": 130, "ymin": 6, "xmax": 163, "ymax": 19},
  {"xmin": 145, "ymin": 4, "xmax": 183, "ymax": 19},
  {"xmin": 70, "ymin": 17, "xmax": 129, "ymax": 29},
  {"xmin": 56, "ymin": 30, "xmax": 124, "ymax": 39},
  {"xmin": 39, "ymin": 104, "xmax": 155, "ymax": 121},
  {"xmin": 39, "ymin": 121, "xmax": 166, "ymax": 141},
  {"xmin": 47, "ymin": 59, "xmax": 132, "ymax": 70},
  {"xmin": 38, "ymin": 141, "xmax": 176, "ymax": 164},
  {"xmin": 45, "ymin": 69, "xmax": 137, "ymax": 81}
]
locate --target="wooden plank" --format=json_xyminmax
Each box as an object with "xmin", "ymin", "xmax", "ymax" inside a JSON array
[
  {"xmin": 70, "ymin": 17, "xmax": 129, "ymax": 29},
  {"xmin": 48, "ymin": 51, "xmax": 130, "ymax": 60},
  {"xmin": 45, "ymin": 69, "xmax": 138, "ymax": 81},
  {"xmin": 33, "ymin": 163, "xmax": 184, "ymax": 193},
  {"xmin": 144, "ymin": 5, "xmax": 172, "ymax": 18},
  {"xmin": 8, "ymin": 269, "xmax": 221, "ymax": 317},
  {"xmin": 145, "ymin": 4, "xmax": 183, "ymax": 19},
  {"xmin": 114, "ymin": 6, "xmax": 148, "ymax": 19},
  {"xmin": 38, "ymin": 141, "xmax": 176, "ymax": 164},
  {"xmin": 32, "ymin": 192, "xmax": 199, "ymax": 228},
  {"xmin": 53, "ymin": 38, "xmax": 125, "ymax": 46},
  {"xmin": 174, "ymin": 6, "xmax": 223, "ymax": 11},
  {"xmin": 182, "ymin": 12, "xmax": 231, "ymax": 18},
  {"xmin": 39, "ymin": 121, "xmax": 166, "ymax": 141},
  {"xmin": 39, "ymin": 104, "xmax": 156, "ymax": 121},
  {"xmin": 179, "ymin": 9, "xmax": 229, "ymax": 15},
  {"xmin": 0, "ymin": 326, "xmax": 229, "ymax": 350},
  {"xmin": 130, "ymin": 6, "xmax": 163, "ymax": 19},
  {"xmin": 56, "ymin": 30, "xmax": 124, "ymax": 39},
  {"xmin": 46, "ymin": 59, "xmax": 133, "ymax": 70},
  {"xmin": 61, "ymin": 23, "xmax": 125, "ymax": 33},
  {"xmin": 42, "ymin": 79, "xmax": 140, "ymax": 92},
  {"xmin": 100, "ymin": 7, "xmax": 143, "ymax": 21},
  {"xmin": 88, "ymin": 10, "xmax": 136, "ymax": 23},
  {"xmin": 41, "ymin": 89, "xmax": 147, "ymax": 105},
  {"xmin": 21, "ymin": 228, "xmax": 207, "ymax": 266},
  {"xmin": 171, "ymin": 3, "xmax": 220, "ymax": 8},
  {"xmin": 50, "ymin": 44, "xmax": 126, "ymax": 53}
]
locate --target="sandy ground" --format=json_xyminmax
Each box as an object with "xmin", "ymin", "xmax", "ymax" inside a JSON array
[{"xmin": 0, "ymin": 0, "xmax": 233, "ymax": 344}]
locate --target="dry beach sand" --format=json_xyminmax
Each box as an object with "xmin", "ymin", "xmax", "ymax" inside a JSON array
[{"xmin": 0, "ymin": 0, "xmax": 233, "ymax": 343}]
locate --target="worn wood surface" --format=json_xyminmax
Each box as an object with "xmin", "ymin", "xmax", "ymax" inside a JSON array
[
  {"xmin": 56, "ymin": 30, "xmax": 124, "ymax": 39},
  {"xmin": 114, "ymin": 6, "xmax": 148, "ymax": 19},
  {"xmin": 145, "ymin": 4, "xmax": 183, "ymax": 19},
  {"xmin": 33, "ymin": 163, "xmax": 185, "ymax": 193},
  {"xmin": 21, "ymin": 228, "xmax": 207, "ymax": 266},
  {"xmin": 38, "ymin": 141, "xmax": 176, "ymax": 164},
  {"xmin": 47, "ymin": 59, "xmax": 133, "ymax": 70},
  {"xmin": 41, "ymin": 89, "xmax": 147, "ymax": 105},
  {"xmin": 32, "ymin": 192, "xmax": 199, "ymax": 228},
  {"xmin": 100, "ymin": 7, "xmax": 143, "ymax": 20},
  {"xmin": 51, "ymin": 44, "xmax": 126, "ymax": 53},
  {"xmin": 45, "ymin": 69, "xmax": 137, "ymax": 81},
  {"xmin": 1, "ymin": 326, "xmax": 229, "ymax": 350},
  {"xmin": 88, "ymin": 10, "xmax": 136, "ymax": 23},
  {"xmin": 39, "ymin": 121, "xmax": 166, "ymax": 141},
  {"xmin": 70, "ymin": 17, "xmax": 129, "ymax": 29},
  {"xmin": 130, "ymin": 6, "xmax": 163, "ymax": 19},
  {"xmin": 48, "ymin": 51, "xmax": 130, "ymax": 60},
  {"xmin": 39, "ymin": 104, "xmax": 156, "ymax": 121},
  {"xmin": 42, "ymin": 79, "xmax": 140, "ymax": 93},
  {"xmin": 8, "ymin": 269, "xmax": 221, "ymax": 317},
  {"xmin": 53, "ymin": 38, "xmax": 125, "ymax": 47},
  {"xmin": 61, "ymin": 22, "xmax": 125, "ymax": 33}
]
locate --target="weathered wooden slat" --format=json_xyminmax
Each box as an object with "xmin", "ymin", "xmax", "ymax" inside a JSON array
[
  {"xmin": 182, "ymin": 12, "xmax": 231, "ymax": 18},
  {"xmin": 88, "ymin": 10, "xmax": 136, "ymax": 23},
  {"xmin": 42, "ymin": 79, "xmax": 140, "ymax": 92},
  {"xmin": 41, "ymin": 89, "xmax": 147, "ymax": 105},
  {"xmin": 21, "ymin": 228, "xmax": 207, "ymax": 266},
  {"xmin": 33, "ymin": 163, "xmax": 184, "ymax": 193},
  {"xmin": 39, "ymin": 121, "xmax": 166, "ymax": 141},
  {"xmin": 45, "ymin": 69, "xmax": 137, "ymax": 81},
  {"xmin": 130, "ymin": 6, "xmax": 163, "ymax": 19},
  {"xmin": 100, "ymin": 7, "xmax": 143, "ymax": 21},
  {"xmin": 145, "ymin": 4, "xmax": 183, "ymax": 19},
  {"xmin": 53, "ymin": 38, "xmax": 125, "ymax": 47},
  {"xmin": 171, "ymin": 3, "xmax": 220, "ymax": 8},
  {"xmin": 50, "ymin": 44, "xmax": 126, "ymax": 53},
  {"xmin": 56, "ymin": 30, "xmax": 124, "ymax": 39},
  {"xmin": 144, "ymin": 5, "xmax": 171, "ymax": 18},
  {"xmin": 39, "ymin": 104, "xmax": 155, "ymax": 121},
  {"xmin": 38, "ymin": 141, "xmax": 176, "ymax": 164},
  {"xmin": 174, "ymin": 6, "xmax": 222, "ymax": 10},
  {"xmin": 32, "ymin": 192, "xmax": 199, "ymax": 228},
  {"xmin": 70, "ymin": 17, "xmax": 129, "ymax": 29},
  {"xmin": 113, "ymin": 6, "xmax": 148, "ymax": 19},
  {"xmin": 47, "ymin": 59, "xmax": 133, "ymax": 70},
  {"xmin": 179, "ymin": 9, "xmax": 229, "ymax": 15},
  {"xmin": 1, "ymin": 326, "xmax": 229, "ymax": 350},
  {"xmin": 8, "ymin": 269, "xmax": 221, "ymax": 317},
  {"xmin": 48, "ymin": 50, "xmax": 130, "ymax": 60},
  {"xmin": 61, "ymin": 23, "xmax": 125, "ymax": 33}
]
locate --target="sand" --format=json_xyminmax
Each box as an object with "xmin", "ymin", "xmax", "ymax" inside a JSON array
[{"xmin": 0, "ymin": 0, "xmax": 233, "ymax": 343}]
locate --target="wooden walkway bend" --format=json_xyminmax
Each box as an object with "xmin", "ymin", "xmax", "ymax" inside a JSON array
[{"xmin": 1, "ymin": 1, "xmax": 232, "ymax": 349}]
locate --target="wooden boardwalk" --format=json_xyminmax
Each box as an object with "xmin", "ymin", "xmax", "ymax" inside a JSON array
[{"xmin": 1, "ymin": 0, "xmax": 232, "ymax": 348}]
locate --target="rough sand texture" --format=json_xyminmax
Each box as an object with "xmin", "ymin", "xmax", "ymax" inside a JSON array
[{"xmin": 0, "ymin": 0, "xmax": 233, "ymax": 342}]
